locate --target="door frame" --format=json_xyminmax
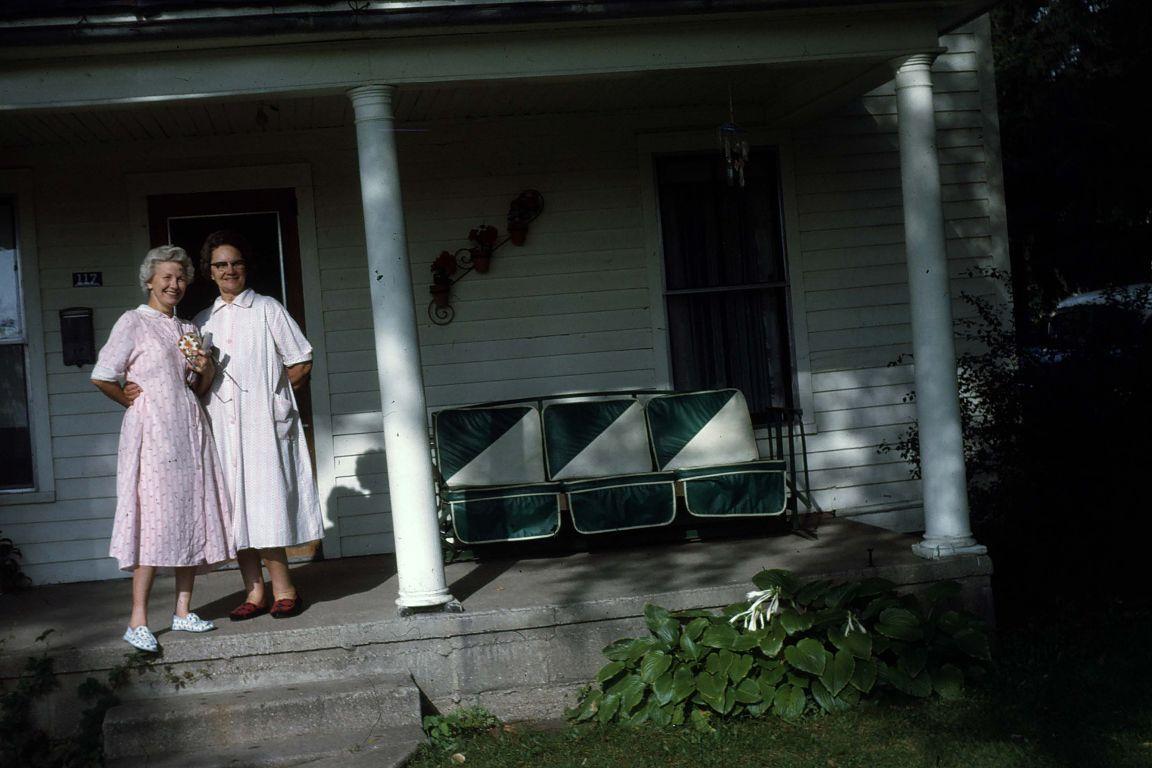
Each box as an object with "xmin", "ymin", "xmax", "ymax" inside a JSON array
[
  {"xmin": 127, "ymin": 163, "xmax": 341, "ymax": 557},
  {"xmin": 146, "ymin": 188, "xmax": 305, "ymax": 330}
]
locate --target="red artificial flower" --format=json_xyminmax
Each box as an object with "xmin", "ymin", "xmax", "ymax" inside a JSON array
[
  {"xmin": 432, "ymin": 250, "xmax": 459, "ymax": 277},
  {"xmin": 469, "ymin": 225, "xmax": 499, "ymax": 248}
]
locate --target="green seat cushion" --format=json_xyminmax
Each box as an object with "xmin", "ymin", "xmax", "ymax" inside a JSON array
[
  {"xmin": 445, "ymin": 483, "xmax": 562, "ymax": 544},
  {"xmin": 645, "ymin": 389, "xmax": 759, "ymax": 470},
  {"xmin": 678, "ymin": 462, "xmax": 787, "ymax": 518},
  {"xmin": 542, "ymin": 399, "xmax": 653, "ymax": 480},
  {"xmin": 433, "ymin": 405, "xmax": 546, "ymax": 487},
  {"xmin": 563, "ymin": 472, "xmax": 677, "ymax": 534}
]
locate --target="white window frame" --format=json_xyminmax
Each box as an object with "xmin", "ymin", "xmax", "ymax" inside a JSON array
[
  {"xmin": 0, "ymin": 169, "xmax": 55, "ymax": 504},
  {"xmin": 637, "ymin": 129, "xmax": 816, "ymax": 431}
]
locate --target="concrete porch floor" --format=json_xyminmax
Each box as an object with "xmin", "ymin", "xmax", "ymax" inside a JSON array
[{"xmin": 0, "ymin": 518, "xmax": 993, "ymax": 731}]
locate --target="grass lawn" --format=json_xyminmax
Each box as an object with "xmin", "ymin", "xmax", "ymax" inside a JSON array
[{"xmin": 409, "ymin": 605, "xmax": 1152, "ymax": 768}]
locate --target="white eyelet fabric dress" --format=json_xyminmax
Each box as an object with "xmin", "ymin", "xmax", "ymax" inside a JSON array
[
  {"xmin": 92, "ymin": 305, "xmax": 236, "ymax": 572},
  {"xmin": 194, "ymin": 290, "xmax": 323, "ymax": 550}
]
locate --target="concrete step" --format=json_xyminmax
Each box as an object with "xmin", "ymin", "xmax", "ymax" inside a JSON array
[
  {"xmin": 104, "ymin": 725, "xmax": 424, "ymax": 768},
  {"xmin": 103, "ymin": 671, "xmax": 423, "ymax": 764}
]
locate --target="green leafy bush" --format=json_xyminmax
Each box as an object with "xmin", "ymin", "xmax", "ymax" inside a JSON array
[
  {"xmin": 0, "ymin": 532, "xmax": 31, "ymax": 594},
  {"xmin": 0, "ymin": 636, "xmax": 58, "ymax": 766},
  {"xmin": 423, "ymin": 706, "xmax": 503, "ymax": 751},
  {"xmin": 566, "ymin": 570, "xmax": 989, "ymax": 730},
  {"xmin": 0, "ymin": 630, "xmax": 211, "ymax": 768}
]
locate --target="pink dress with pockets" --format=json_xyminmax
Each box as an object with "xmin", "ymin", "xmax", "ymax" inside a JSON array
[{"xmin": 92, "ymin": 305, "xmax": 236, "ymax": 571}]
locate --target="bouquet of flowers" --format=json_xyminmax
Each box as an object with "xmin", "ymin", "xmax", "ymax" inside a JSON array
[
  {"xmin": 178, "ymin": 331, "xmax": 203, "ymax": 360},
  {"xmin": 178, "ymin": 331, "xmax": 213, "ymax": 383}
]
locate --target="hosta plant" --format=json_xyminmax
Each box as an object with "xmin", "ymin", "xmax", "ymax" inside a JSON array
[{"xmin": 566, "ymin": 569, "xmax": 990, "ymax": 730}]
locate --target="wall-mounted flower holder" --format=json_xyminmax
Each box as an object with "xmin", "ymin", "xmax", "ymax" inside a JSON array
[{"xmin": 428, "ymin": 189, "xmax": 544, "ymax": 325}]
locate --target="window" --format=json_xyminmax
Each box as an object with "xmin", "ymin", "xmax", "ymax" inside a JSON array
[
  {"xmin": 0, "ymin": 196, "xmax": 34, "ymax": 490},
  {"xmin": 655, "ymin": 149, "xmax": 794, "ymax": 421}
]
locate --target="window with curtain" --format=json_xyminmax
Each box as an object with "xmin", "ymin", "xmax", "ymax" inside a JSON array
[
  {"xmin": 655, "ymin": 149, "xmax": 794, "ymax": 422},
  {"xmin": 0, "ymin": 196, "xmax": 34, "ymax": 490}
]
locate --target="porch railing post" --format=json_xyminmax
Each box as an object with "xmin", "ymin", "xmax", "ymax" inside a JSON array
[
  {"xmin": 348, "ymin": 84, "xmax": 459, "ymax": 611},
  {"xmin": 892, "ymin": 54, "xmax": 987, "ymax": 559}
]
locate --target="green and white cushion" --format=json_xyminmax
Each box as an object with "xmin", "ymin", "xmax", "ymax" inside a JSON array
[
  {"xmin": 433, "ymin": 405, "xmax": 559, "ymax": 543},
  {"xmin": 563, "ymin": 472, "xmax": 678, "ymax": 534},
  {"xmin": 542, "ymin": 398, "xmax": 676, "ymax": 533},
  {"xmin": 645, "ymin": 389, "xmax": 759, "ymax": 470},
  {"xmin": 433, "ymin": 405, "xmax": 546, "ymax": 487},
  {"xmin": 646, "ymin": 390, "xmax": 787, "ymax": 518},
  {"xmin": 542, "ymin": 399, "xmax": 654, "ymax": 480},
  {"xmin": 675, "ymin": 461, "xmax": 787, "ymax": 517},
  {"xmin": 443, "ymin": 484, "xmax": 562, "ymax": 545}
]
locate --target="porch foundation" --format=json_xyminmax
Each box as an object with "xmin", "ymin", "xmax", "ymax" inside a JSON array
[{"xmin": 0, "ymin": 520, "xmax": 992, "ymax": 736}]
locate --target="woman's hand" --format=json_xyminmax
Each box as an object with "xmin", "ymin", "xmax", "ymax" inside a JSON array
[
  {"xmin": 92, "ymin": 379, "xmax": 136, "ymax": 408},
  {"xmin": 186, "ymin": 349, "xmax": 213, "ymax": 375},
  {"xmin": 124, "ymin": 382, "xmax": 143, "ymax": 403},
  {"xmin": 286, "ymin": 361, "xmax": 312, "ymax": 391},
  {"xmin": 190, "ymin": 350, "xmax": 216, "ymax": 396}
]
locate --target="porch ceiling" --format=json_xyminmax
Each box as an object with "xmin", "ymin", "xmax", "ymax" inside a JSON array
[{"xmin": 0, "ymin": 60, "xmax": 879, "ymax": 149}]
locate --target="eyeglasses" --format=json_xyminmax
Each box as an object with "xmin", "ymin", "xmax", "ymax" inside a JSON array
[{"xmin": 211, "ymin": 260, "xmax": 247, "ymax": 270}]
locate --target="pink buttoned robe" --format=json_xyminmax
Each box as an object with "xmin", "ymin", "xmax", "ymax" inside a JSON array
[
  {"xmin": 92, "ymin": 305, "xmax": 236, "ymax": 572},
  {"xmin": 194, "ymin": 290, "xmax": 323, "ymax": 550}
]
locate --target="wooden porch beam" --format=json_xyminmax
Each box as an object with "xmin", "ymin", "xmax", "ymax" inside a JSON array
[{"xmin": 0, "ymin": 12, "xmax": 941, "ymax": 111}]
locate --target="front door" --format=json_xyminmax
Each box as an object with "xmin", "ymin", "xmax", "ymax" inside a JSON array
[{"xmin": 147, "ymin": 188, "xmax": 320, "ymax": 561}]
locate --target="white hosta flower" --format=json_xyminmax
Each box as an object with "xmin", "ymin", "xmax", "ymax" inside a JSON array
[
  {"xmin": 729, "ymin": 587, "xmax": 781, "ymax": 632},
  {"xmin": 844, "ymin": 612, "xmax": 867, "ymax": 636}
]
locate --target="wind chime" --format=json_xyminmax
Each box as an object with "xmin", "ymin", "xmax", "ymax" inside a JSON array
[{"xmin": 718, "ymin": 87, "xmax": 750, "ymax": 187}]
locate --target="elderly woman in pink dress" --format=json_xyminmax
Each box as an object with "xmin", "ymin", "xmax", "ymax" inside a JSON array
[
  {"xmin": 91, "ymin": 245, "xmax": 235, "ymax": 652},
  {"xmin": 194, "ymin": 230, "xmax": 323, "ymax": 621}
]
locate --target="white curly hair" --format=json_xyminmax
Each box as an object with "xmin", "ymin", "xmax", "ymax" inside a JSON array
[{"xmin": 139, "ymin": 245, "xmax": 195, "ymax": 292}]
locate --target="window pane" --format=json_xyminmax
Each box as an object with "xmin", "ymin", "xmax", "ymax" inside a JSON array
[
  {"xmin": 0, "ymin": 344, "xmax": 34, "ymax": 490},
  {"xmin": 667, "ymin": 289, "xmax": 793, "ymax": 413},
  {"xmin": 656, "ymin": 150, "xmax": 787, "ymax": 291},
  {"xmin": 0, "ymin": 199, "xmax": 22, "ymax": 342},
  {"xmin": 656, "ymin": 150, "xmax": 794, "ymax": 417}
]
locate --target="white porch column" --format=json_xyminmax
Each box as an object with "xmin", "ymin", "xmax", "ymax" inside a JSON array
[
  {"xmin": 893, "ymin": 54, "xmax": 986, "ymax": 559},
  {"xmin": 348, "ymin": 84, "xmax": 459, "ymax": 611}
]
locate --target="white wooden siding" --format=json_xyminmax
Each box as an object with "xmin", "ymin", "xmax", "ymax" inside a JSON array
[{"xmin": 0, "ymin": 20, "xmax": 1007, "ymax": 582}]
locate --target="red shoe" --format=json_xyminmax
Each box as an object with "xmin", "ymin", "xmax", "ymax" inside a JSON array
[
  {"xmin": 228, "ymin": 601, "xmax": 269, "ymax": 621},
  {"xmin": 270, "ymin": 595, "xmax": 304, "ymax": 619}
]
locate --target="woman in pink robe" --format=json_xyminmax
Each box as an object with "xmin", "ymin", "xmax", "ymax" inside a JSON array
[{"xmin": 91, "ymin": 245, "xmax": 235, "ymax": 652}]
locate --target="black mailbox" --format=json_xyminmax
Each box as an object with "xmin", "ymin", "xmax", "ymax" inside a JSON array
[{"xmin": 60, "ymin": 307, "xmax": 96, "ymax": 367}]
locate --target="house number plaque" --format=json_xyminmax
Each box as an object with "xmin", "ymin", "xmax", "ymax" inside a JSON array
[{"xmin": 72, "ymin": 271, "xmax": 103, "ymax": 287}]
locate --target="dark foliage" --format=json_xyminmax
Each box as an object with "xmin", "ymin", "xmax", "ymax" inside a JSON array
[
  {"xmin": 991, "ymin": 0, "xmax": 1152, "ymax": 314},
  {"xmin": 882, "ymin": 268, "xmax": 1152, "ymax": 623},
  {"xmin": 0, "ymin": 532, "xmax": 31, "ymax": 594}
]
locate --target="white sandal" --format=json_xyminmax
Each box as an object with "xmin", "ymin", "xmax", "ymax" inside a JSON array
[
  {"xmin": 170, "ymin": 611, "xmax": 216, "ymax": 633},
  {"xmin": 123, "ymin": 625, "xmax": 158, "ymax": 652}
]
